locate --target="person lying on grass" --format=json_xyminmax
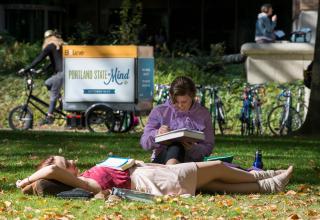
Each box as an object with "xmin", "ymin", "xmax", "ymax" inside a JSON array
[{"xmin": 16, "ymin": 155, "xmax": 293, "ymax": 196}]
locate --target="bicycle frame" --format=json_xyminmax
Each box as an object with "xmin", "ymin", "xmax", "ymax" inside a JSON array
[
  {"xmin": 213, "ymin": 87, "xmax": 225, "ymax": 123},
  {"xmin": 278, "ymin": 89, "xmax": 292, "ymax": 133},
  {"xmin": 23, "ymin": 71, "xmax": 66, "ymax": 119},
  {"xmin": 155, "ymin": 84, "xmax": 170, "ymax": 105},
  {"xmin": 206, "ymin": 86, "xmax": 226, "ymax": 135},
  {"xmin": 240, "ymin": 85, "xmax": 264, "ymax": 135}
]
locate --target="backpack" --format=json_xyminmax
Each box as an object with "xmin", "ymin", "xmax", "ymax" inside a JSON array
[{"xmin": 290, "ymin": 27, "xmax": 312, "ymax": 43}]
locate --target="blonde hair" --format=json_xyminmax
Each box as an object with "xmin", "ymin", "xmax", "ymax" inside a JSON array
[{"xmin": 42, "ymin": 35, "xmax": 64, "ymax": 50}]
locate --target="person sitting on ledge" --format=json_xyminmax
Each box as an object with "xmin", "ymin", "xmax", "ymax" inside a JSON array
[
  {"xmin": 140, "ymin": 76, "xmax": 214, "ymax": 165},
  {"xmin": 255, "ymin": 3, "xmax": 277, "ymax": 43},
  {"xmin": 16, "ymin": 155, "xmax": 293, "ymax": 196}
]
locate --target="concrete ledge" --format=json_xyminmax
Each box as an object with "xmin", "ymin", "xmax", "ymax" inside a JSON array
[
  {"xmin": 241, "ymin": 42, "xmax": 314, "ymax": 56},
  {"xmin": 241, "ymin": 42, "xmax": 314, "ymax": 84}
]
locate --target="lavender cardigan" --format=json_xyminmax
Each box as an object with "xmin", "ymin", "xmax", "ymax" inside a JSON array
[{"xmin": 140, "ymin": 100, "xmax": 214, "ymax": 162}]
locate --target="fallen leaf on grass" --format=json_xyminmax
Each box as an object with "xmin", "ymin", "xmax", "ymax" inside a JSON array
[
  {"xmin": 0, "ymin": 177, "xmax": 8, "ymax": 183},
  {"xmin": 297, "ymin": 184, "xmax": 311, "ymax": 193},
  {"xmin": 28, "ymin": 155, "xmax": 38, "ymax": 160},
  {"xmin": 286, "ymin": 190, "xmax": 297, "ymax": 195},
  {"xmin": 24, "ymin": 206, "xmax": 33, "ymax": 212},
  {"xmin": 248, "ymin": 194, "xmax": 261, "ymax": 200},
  {"xmin": 4, "ymin": 201, "xmax": 12, "ymax": 208},
  {"xmin": 267, "ymin": 204, "xmax": 278, "ymax": 212},
  {"xmin": 217, "ymin": 199, "xmax": 233, "ymax": 207},
  {"xmin": 287, "ymin": 214, "xmax": 300, "ymax": 219},
  {"xmin": 307, "ymin": 210, "xmax": 319, "ymax": 217},
  {"xmin": 99, "ymin": 145, "xmax": 107, "ymax": 149}
]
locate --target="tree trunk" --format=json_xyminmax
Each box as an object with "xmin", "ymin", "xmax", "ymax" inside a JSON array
[{"xmin": 296, "ymin": 0, "xmax": 320, "ymax": 135}]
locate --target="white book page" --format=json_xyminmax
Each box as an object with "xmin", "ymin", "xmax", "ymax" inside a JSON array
[
  {"xmin": 97, "ymin": 157, "xmax": 128, "ymax": 167},
  {"xmin": 156, "ymin": 128, "xmax": 203, "ymax": 137}
]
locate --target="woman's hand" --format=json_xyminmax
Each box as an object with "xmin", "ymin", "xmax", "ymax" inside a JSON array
[
  {"xmin": 272, "ymin": 15, "xmax": 277, "ymax": 22},
  {"xmin": 16, "ymin": 178, "xmax": 30, "ymax": 188},
  {"xmin": 157, "ymin": 125, "xmax": 170, "ymax": 135},
  {"xmin": 94, "ymin": 189, "xmax": 111, "ymax": 200}
]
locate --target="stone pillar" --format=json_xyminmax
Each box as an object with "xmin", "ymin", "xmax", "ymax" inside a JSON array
[
  {"xmin": 300, "ymin": 0, "xmax": 318, "ymax": 10},
  {"xmin": 0, "ymin": 5, "xmax": 5, "ymax": 32}
]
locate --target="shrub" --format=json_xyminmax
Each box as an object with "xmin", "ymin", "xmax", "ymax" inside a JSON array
[
  {"xmin": 112, "ymin": 0, "xmax": 143, "ymax": 45},
  {"xmin": 0, "ymin": 41, "xmax": 41, "ymax": 74}
]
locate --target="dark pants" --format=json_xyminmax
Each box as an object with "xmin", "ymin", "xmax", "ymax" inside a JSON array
[
  {"xmin": 152, "ymin": 142, "xmax": 185, "ymax": 164},
  {"xmin": 45, "ymin": 71, "xmax": 64, "ymax": 114}
]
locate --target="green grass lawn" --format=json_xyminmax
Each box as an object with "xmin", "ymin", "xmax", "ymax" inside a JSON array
[{"xmin": 0, "ymin": 130, "xmax": 320, "ymax": 219}]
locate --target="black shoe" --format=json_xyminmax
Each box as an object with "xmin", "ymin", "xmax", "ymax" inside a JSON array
[{"xmin": 39, "ymin": 116, "xmax": 54, "ymax": 125}]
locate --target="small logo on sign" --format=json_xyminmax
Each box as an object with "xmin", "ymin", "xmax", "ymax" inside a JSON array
[
  {"xmin": 104, "ymin": 68, "xmax": 130, "ymax": 86},
  {"xmin": 64, "ymin": 49, "xmax": 84, "ymax": 56}
]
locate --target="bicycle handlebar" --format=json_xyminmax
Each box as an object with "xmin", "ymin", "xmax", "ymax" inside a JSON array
[{"xmin": 18, "ymin": 68, "xmax": 43, "ymax": 77}]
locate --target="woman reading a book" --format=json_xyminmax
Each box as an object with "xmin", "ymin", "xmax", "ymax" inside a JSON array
[
  {"xmin": 16, "ymin": 155, "xmax": 293, "ymax": 196},
  {"xmin": 140, "ymin": 76, "xmax": 214, "ymax": 165}
]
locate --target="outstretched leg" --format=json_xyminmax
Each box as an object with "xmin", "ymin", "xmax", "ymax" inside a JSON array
[
  {"xmin": 196, "ymin": 163, "xmax": 293, "ymax": 194},
  {"xmin": 201, "ymin": 181, "xmax": 260, "ymax": 194},
  {"xmin": 195, "ymin": 161, "xmax": 256, "ymax": 188}
]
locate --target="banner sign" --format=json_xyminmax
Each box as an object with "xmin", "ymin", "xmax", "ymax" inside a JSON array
[
  {"xmin": 138, "ymin": 58, "xmax": 154, "ymax": 100},
  {"xmin": 64, "ymin": 58, "xmax": 135, "ymax": 102}
]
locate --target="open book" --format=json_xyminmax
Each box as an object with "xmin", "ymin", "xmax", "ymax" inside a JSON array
[
  {"xmin": 155, "ymin": 128, "xmax": 205, "ymax": 144},
  {"xmin": 96, "ymin": 156, "xmax": 135, "ymax": 171}
]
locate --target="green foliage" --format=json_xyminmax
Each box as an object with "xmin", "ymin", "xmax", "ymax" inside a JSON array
[
  {"xmin": 112, "ymin": 0, "xmax": 143, "ymax": 45},
  {"xmin": 68, "ymin": 22, "xmax": 95, "ymax": 45},
  {"xmin": 155, "ymin": 43, "xmax": 227, "ymax": 86},
  {"xmin": 0, "ymin": 41, "xmax": 41, "ymax": 74},
  {"xmin": 0, "ymin": 131, "xmax": 319, "ymax": 219}
]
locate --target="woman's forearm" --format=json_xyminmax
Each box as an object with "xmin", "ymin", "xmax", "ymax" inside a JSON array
[{"xmin": 17, "ymin": 165, "xmax": 88, "ymax": 191}]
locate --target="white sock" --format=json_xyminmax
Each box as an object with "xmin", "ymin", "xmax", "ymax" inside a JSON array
[
  {"xmin": 258, "ymin": 166, "xmax": 293, "ymax": 193},
  {"xmin": 251, "ymin": 169, "xmax": 287, "ymax": 180}
]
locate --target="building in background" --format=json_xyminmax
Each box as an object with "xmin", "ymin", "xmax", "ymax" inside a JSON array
[{"xmin": 0, "ymin": 0, "xmax": 317, "ymax": 53}]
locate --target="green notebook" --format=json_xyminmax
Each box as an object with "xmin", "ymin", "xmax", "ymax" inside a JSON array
[{"xmin": 203, "ymin": 155, "xmax": 234, "ymax": 163}]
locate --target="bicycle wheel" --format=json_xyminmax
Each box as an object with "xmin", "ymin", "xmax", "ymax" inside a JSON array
[
  {"xmin": 85, "ymin": 105, "xmax": 115, "ymax": 133},
  {"xmin": 240, "ymin": 120, "xmax": 247, "ymax": 136},
  {"xmin": 267, "ymin": 105, "xmax": 302, "ymax": 135},
  {"xmin": 216, "ymin": 103, "xmax": 227, "ymax": 135},
  {"xmin": 109, "ymin": 111, "xmax": 134, "ymax": 133},
  {"xmin": 240, "ymin": 113, "xmax": 248, "ymax": 136},
  {"xmin": 8, "ymin": 105, "xmax": 33, "ymax": 130},
  {"xmin": 254, "ymin": 106, "xmax": 263, "ymax": 135}
]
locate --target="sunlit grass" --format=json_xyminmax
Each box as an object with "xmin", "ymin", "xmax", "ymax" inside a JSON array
[{"xmin": 0, "ymin": 130, "xmax": 319, "ymax": 219}]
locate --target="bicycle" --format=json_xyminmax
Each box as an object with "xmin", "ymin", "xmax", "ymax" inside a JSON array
[
  {"xmin": 295, "ymin": 85, "xmax": 309, "ymax": 123},
  {"xmin": 8, "ymin": 68, "xmax": 131, "ymax": 133},
  {"xmin": 154, "ymin": 84, "xmax": 170, "ymax": 105},
  {"xmin": 205, "ymin": 85, "xmax": 227, "ymax": 135},
  {"xmin": 8, "ymin": 69, "xmax": 66, "ymax": 130},
  {"xmin": 267, "ymin": 86, "xmax": 303, "ymax": 136},
  {"xmin": 239, "ymin": 84, "xmax": 264, "ymax": 136}
]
